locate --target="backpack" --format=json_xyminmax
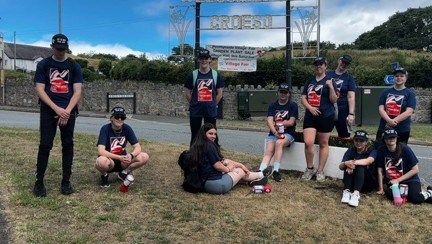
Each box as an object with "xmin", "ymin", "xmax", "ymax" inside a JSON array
[
  {"xmin": 178, "ymin": 150, "xmax": 204, "ymax": 193},
  {"xmin": 192, "ymin": 69, "xmax": 218, "ymax": 87}
]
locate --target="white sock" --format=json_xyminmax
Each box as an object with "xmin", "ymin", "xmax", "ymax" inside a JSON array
[
  {"xmin": 259, "ymin": 163, "xmax": 267, "ymax": 171},
  {"xmin": 273, "ymin": 162, "xmax": 280, "ymax": 172}
]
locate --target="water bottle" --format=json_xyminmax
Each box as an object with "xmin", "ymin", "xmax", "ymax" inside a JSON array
[
  {"xmin": 276, "ymin": 118, "xmax": 284, "ymax": 134},
  {"xmin": 399, "ymin": 184, "xmax": 408, "ymax": 203},
  {"xmin": 120, "ymin": 174, "xmax": 134, "ymax": 193},
  {"xmin": 252, "ymin": 185, "xmax": 272, "ymax": 193},
  {"xmin": 390, "ymin": 183, "xmax": 403, "ymax": 206}
]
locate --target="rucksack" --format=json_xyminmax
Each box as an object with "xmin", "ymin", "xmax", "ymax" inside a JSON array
[
  {"xmin": 178, "ymin": 150, "xmax": 204, "ymax": 193},
  {"xmin": 192, "ymin": 69, "xmax": 218, "ymax": 87}
]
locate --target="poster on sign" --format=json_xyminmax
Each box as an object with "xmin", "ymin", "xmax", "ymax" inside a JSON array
[
  {"xmin": 217, "ymin": 57, "xmax": 257, "ymax": 72},
  {"xmin": 206, "ymin": 45, "xmax": 263, "ymax": 72}
]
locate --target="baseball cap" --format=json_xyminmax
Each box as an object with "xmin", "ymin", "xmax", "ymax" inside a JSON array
[
  {"xmin": 111, "ymin": 106, "xmax": 126, "ymax": 117},
  {"xmin": 353, "ymin": 130, "xmax": 369, "ymax": 141},
  {"xmin": 197, "ymin": 49, "xmax": 211, "ymax": 59},
  {"xmin": 382, "ymin": 129, "xmax": 398, "ymax": 139},
  {"xmin": 278, "ymin": 83, "xmax": 289, "ymax": 91},
  {"xmin": 393, "ymin": 67, "xmax": 407, "ymax": 75},
  {"xmin": 313, "ymin": 56, "xmax": 327, "ymax": 65},
  {"xmin": 51, "ymin": 33, "xmax": 69, "ymax": 50},
  {"xmin": 339, "ymin": 54, "xmax": 353, "ymax": 64}
]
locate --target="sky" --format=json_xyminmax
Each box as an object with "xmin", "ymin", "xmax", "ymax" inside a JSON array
[{"xmin": 0, "ymin": 0, "xmax": 430, "ymax": 59}]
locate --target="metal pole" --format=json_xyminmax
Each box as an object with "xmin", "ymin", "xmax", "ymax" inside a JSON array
[
  {"xmin": 317, "ymin": 0, "xmax": 320, "ymax": 56},
  {"xmin": 14, "ymin": 31, "xmax": 16, "ymax": 70},
  {"xmin": 286, "ymin": 0, "xmax": 292, "ymax": 89},
  {"xmin": 58, "ymin": 0, "xmax": 62, "ymax": 33},
  {"xmin": 194, "ymin": 2, "xmax": 201, "ymax": 69}
]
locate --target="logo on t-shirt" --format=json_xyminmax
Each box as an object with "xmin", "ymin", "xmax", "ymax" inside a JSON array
[
  {"xmin": 197, "ymin": 79, "xmax": 214, "ymax": 102},
  {"xmin": 110, "ymin": 136, "xmax": 126, "ymax": 155},
  {"xmin": 275, "ymin": 110, "xmax": 289, "ymax": 121},
  {"xmin": 334, "ymin": 79, "xmax": 344, "ymax": 98},
  {"xmin": 307, "ymin": 84, "xmax": 323, "ymax": 107},
  {"xmin": 385, "ymin": 94, "xmax": 404, "ymax": 116},
  {"xmin": 385, "ymin": 157, "xmax": 403, "ymax": 180},
  {"xmin": 49, "ymin": 68, "xmax": 70, "ymax": 93}
]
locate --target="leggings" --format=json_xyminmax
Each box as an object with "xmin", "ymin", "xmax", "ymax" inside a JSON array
[{"xmin": 343, "ymin": 165, "xmax": 377, "ymax": 193}]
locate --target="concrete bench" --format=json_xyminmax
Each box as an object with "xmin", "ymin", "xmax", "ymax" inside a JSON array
[{"xmin": 266, "ymin": 140, "xmax": 346, "ymax": 179}]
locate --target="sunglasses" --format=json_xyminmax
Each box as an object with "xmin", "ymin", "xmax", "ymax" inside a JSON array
[
  {"xmin": 55, "ymin": 48, "xmax": 66, "ymax": 52},
  {"xmin": 113, "ymin": 115, "xmax": 126, "ymax": 120},
  {"xmin": 279, "ymin": 90, "xmax": 289, "ymax": 94},
  {"xmin": 353, "ymin": 139, "xmax": 366, "ymax": 143}
]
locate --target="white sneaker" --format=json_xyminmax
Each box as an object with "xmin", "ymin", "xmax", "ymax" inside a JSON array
[
  {"xmin": 301, "ymin": 168, "xmax": 316, "ymax": 181},
  {"xmin": 341, "ymin": 190, "xmax": 351, "ymax": 204},
  {"xmin": 316, "ymin": 172, "xmax": 325, "ymax": 181},
  {"xmin": 348, "ymin": 193, "xmax": 360, "ymax": 207}
]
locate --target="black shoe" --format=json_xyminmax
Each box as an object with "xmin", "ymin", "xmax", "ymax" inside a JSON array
[
  {"xmin": 33, "ymin": 181, "xmax": 46, "ymax": 197},
  {"xmin": 248, "ymin": 176, "xmax": 268, "ymax": 187},
  {"xmin": 118, "ymin": 172, "xmax": 128, "ymax": 181},
  {"xmin": 101, "ymin": 174, "xmax": 110, "ymax": 187},
  {"xmin": 427, "ymin": 185, "xmax": 432, "ymax": 191},
  {"xmin": 61, "ymin": 181, "xmax": 74, "ymax": 195},
  {"xmin": 272, "ymin": 171, "xmax": 282, "ymax": 182},
  {"xmin": 262, "ymin": 166, "xmax": 273, "ymax": 178}
]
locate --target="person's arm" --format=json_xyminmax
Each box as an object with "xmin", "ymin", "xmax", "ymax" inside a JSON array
[
  {"xmin": 184, "ymin": 88, "xmax": 192, "ymax": 103},
  {"xmin": 216, "ymin": 88, "xmax": 223, "ymax": 104},
  {"xmin": 213, "ymin": 160, "xmax": 230, "ymax": 173},
  {"xmin": 267, "ymin": 116, "xmax": 277, "ymax": 135},
  {"xmin": 347, "ymin": 90, "xmax": 355, "ymax": 125},
  {"xmin": 65, "ymin": 82, "xmax": 82, "ymax": 115},
  {"xmin": 97, "ymin": 144, "xmax": 128, "ymax": 162},
  {"xmin": 390, "ymin": 164, "xmax": 419, "ymax": 185},
  {"xmin": 377, "ymin": 168, "xmax": 385, "ymax": 195},
  {"xmin": 326, "ymin": 79, "xmax": 338, "ymax": 104},
  {"xmin": 392, "ymin": 107, "xmax": 414, "ymax": 124},
  {"xmin": 284, "ymin": 116, "xmax": 296, "ymax": 128},
  {"xmin": 129, "ymin": 142, "xmax": 142, "ymax": 160},
  {"xmin": 354, "ymin": 156, "xmax": 375, "ymax": 166},
  {"xmin": 35, "ymin": 83, "xmax": 63, "ymax": 116}
]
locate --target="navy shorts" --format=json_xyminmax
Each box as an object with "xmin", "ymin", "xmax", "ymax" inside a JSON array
[{"xmin": 303, "ymin": 115, "xmax": 334, "ymax": 133}]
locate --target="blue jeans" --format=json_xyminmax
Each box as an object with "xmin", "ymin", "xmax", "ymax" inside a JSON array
[{"xmin": 36, "ymin": 103, "xmax": 76, "ymax": 183}]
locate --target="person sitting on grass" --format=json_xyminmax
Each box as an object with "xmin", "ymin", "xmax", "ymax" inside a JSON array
[
  {"xmin": 339, "ymin": 130, "xmax": 378, "ymax": 207},
  {"xmin": 95, "ymin": 106, "xmax": 150, "ymax": 187},
  {"xmin": 377, "ymin": 129, "xmax": 432, "ymax": 205},
  {"xmin": 190, "ymin": 123, "xmax": 272, "ymax": 194}
]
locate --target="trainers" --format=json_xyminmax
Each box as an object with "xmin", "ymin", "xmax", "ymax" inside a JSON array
[
  {"xmin": 248, "ymin": 176, "xmax": 268, "ymax": 187},
  {"xmin": 33, "ymin": 181, "xmax": 46, "ymax": 197},
  {"xmin": 301, "ymin": 167, "xmax": 316, "ymax": 181},
  {"xmin": 60, "ymin": 181, "xmax": 74, "ymax": 195},
  {"xmin": 118, "ymin": 171, "xmax": 128, "ymax": 181},
  {"xmin": 341, "ymin": 189, "xmax": 351, "ymax": 204},
  {"xmin": 427, "ymin": 185, "xmax": 432, "ymax": 191},
  {"xmin": 100, "ymin": 174, "xmax": 110, "ymax": 187},
  {"xmin": 348, "ymin": 193, "xmax": 360, "ymax": 207},
  {"xmin": 272, "ymin": 171, "xmax": 282, "ymax": 182},
  {"xmin": 262, "ymin": 166, "xmax": 273, "ymax": 178},
  {"xmin": 316, "ymin": 172, "xmax": 325, "ymax": 181}
]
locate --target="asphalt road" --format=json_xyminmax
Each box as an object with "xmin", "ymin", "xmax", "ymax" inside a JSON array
[{"xmin": 0, "ymin": 109, "xmax": 431, "ymax": 184}]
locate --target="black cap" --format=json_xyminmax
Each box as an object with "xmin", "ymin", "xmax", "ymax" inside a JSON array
[
  {"xmin": 111, "ymin": 106, "xmax": 126, "ymax": 117},
  {"xmin": 382, "ymin": 129, "xmax": 398, "ymax": 139},
  {"xmin": 393, "ymin": 67, "xmax": 407, "ymax": 75},
  {"xmin": 313, "ymin": 56, "xmax": 327, "ymax": 65},
  {"xmin": 197, "ymin": 49, "xmax": 211, "ymax": 59},
  {"xmin": 278, "ymin": 83, "xmax": 289, "ymax": 91},
  {"xmin": 353, "ymin": 130, "xmax": 369, "ymax": 141},
  {"xmin": 51, "ymin": 33, "xmax": 69, "ymax": 49},
  {"xmin": 339, "ymin": 54, "xmax": 352, "ymax": 64}
]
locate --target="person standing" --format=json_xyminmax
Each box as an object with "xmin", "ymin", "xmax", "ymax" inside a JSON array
[
  {"xmin": 327, "ymin": 54, "xmax": 356, "ymax": 138},
  {"xmin": 258, "ymin": 83, "xmax": 298, "ymax": 182},
  {"xmin": 376, "ymin": 67, "xmax": 416, "ymax": 144},
  {"xmin": 95, "ymin": 107, "xmax": 150, "ymax": 188},
  {"xmin": 300, "ymin": 57, "xmax": 338, "ymax": 181},
  {"xmin": 33, "ymin": 34, "xmax": 83, "ymax": 197},
  {"xmin": 184, "ymin": 48, "xmax": 224, "ymax": 145}
]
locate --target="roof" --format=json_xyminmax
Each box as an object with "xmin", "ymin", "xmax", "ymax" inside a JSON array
[{"xmin": 3, "ymin": 42, "xmax": 52, "ymax": 61}]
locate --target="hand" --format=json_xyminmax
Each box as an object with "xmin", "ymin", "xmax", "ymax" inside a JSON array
[
  {"xmin": 326, "ymin": 79, "xmax": 334, "ymax": 88},
  {"xmin": 120, "ymin": 155, "xmax": 132, "ymax": 164},
  {"xmin": 346, "ymin": 168, "xmax": 353, "ymax": 175},
  {"xmin": 345, "ymin": 160, "xmax": 356, "ymax": 169},
  {"xmin": 346, "ymin": 115, "xmax": 354, "ymax": 126},
  {"xmin": 390, "ymin": 179, "xmax": 399, "ymax": 185},
  {"xmin": 57, "ymin": 116, "xmax": 69, "ymax": 126},
  {"xmin": 308, "ymin": 107, "xmax": 321, "ymax": 116}
]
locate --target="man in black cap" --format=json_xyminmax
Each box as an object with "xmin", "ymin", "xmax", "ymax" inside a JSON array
[
  {"xmin": 184, "ymin": 48, "xmax": 225, "ymax": 145},
  {"xmin": 32, "ymin": 33, "xmax": 83, "ymax": 197},
  {"xmin": 327, "ymin": 54, "xmax": 357, "ymax": 138}
]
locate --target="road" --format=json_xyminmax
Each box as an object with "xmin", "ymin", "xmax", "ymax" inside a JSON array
[{"xmin": 0, "ymin": 110, "xmax": 431, "ymax": 184}]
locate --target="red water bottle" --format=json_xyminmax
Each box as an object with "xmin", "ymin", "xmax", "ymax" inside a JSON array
[{"xmin": 276, "ymin": 118, "xmax": 285, "ymax": 139}]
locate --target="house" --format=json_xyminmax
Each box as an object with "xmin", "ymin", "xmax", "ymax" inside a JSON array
[{"xmin": 1, "ymin": 43, "xmax": 52, "ymax": 72}]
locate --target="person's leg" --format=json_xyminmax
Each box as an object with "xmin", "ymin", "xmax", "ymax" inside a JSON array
[
  {"xmin": 303, "ymin": 128, "xmax": 317, "ymax": 169},
  {"xmin": 260, "ymin": 136, "xmax": 276, "ymax": 171},
  {"xmin": 121, "ymin": 152, "xmax": 150, "ymax": 174},
  {"xmin": 316, "ymin": 132, "xmax": 330, "ymax": 173},
  {"xmin": 352, "ymin": 166, "xmax": 366, "ymax": 193},
  {"xmin": 189, "ymin": 116, "xmax": 203, "ymax": 146},
  {"xmin": 341, "ymin": 171, "xmax": 353, "ymax": 203},
  {"xmin": 335, "ymin": 109, "xmax": 350, "ymax": 138},
  {"xmin": 204, "ymin": 116, "xmax": 216, "ymax": 127},
  {"xmin": 95, "ymin": 156, "xmax": 115, "ymax": 174},
  {"xmin": 273, "ymin": 134, "xmax": 292, "ymax": 169},
  {"xmin": 397, "ymin": 131, "xmax": 410, "ymax": 144},
  {"xmin": 375, "ymin": 129, "xmax": 384, "ymax": 147},
  {"xmin": 407, "ymin": 181, "xmax": 426, "ymax": 204},
  {"xmin": 36, "ymin": 106, "xmax": 57, "ymax": 183},
  {"xmin": 59, "ymin": 114, "xmax": 76, "ymax": 184},
  {"xmin": 204, "ymin": 174, "xmax": 234, "ymax": 194}
]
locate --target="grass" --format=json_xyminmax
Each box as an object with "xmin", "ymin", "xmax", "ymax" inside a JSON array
[{"xmin": 1, "ymin": 126, "xmax": 432, "ymax": 243}]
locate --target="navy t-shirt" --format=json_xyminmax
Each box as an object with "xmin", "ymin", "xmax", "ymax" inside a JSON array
[
  {"xmin": 97, "ymin": 123, "xmax": 139, "ymax": 155},
  {"xmin": 378, "ymin": 87, "xmax": 416, "ymax": 133},
  {"xmin": 327, "ymin": 71, "xmax": 356, "ymax": 111},
  {"xmin": 302, "ymin": 75, "xmax": 337, "ymax": 119},
  {"xmin": 342, "ymin": 147, "xmax": 378, "ymax": 185},
  {"xmin": 198, "ymin": 142, "xmax": 224, "ymax": 181},
  {"xmin": 267, "ymin": 100, "xmax": 299, "ymax": 137},
  {"xmin": 184, "ymin": 69, "xmax": 224, "ymax": 117},
  {"xmin": 376, "ymin": 145, "xmax": 420, "ymax": 184},
  {"xmin": 34, "ymin": 57, "xmax": 83, "ymax": 109}
]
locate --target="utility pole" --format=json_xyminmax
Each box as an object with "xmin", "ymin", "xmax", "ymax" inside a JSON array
[
  {"xmin": 58, "ymin": 0, "xmax": 62, "ymax": 33},
  {"xmin": 286, "ymin": 0, "xmax": 292, "ymax": 89},
  {"xmin": 194, "ymin": 2, "xmax": 201, "ymax": 69}
]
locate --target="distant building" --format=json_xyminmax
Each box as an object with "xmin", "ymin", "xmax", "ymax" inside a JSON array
[{"xmin": 1, "ymin": 43, "xmax": 52, "ymax": 72}]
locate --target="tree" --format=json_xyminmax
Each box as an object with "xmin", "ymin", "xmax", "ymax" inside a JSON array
[{"xmin": 98, "ymin": 59, "xmax": 112, "ymax": 78}]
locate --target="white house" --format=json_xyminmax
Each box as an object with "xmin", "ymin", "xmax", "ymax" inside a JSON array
[{"xmin": 1, "ymin": 43, "xmax": 52, "ymax": 72}]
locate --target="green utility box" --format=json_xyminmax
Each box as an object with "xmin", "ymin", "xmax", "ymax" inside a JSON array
[
  {"xmin": 355, "ymin": 86, "xmax": 389, "ymax": 126},
  {"xmin": 237, "ymin": 90, "xmax": 277, "ymax": 119}
]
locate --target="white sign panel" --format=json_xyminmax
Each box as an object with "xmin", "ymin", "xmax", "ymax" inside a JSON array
[
  {"xmin": 206, "ymin": 45, "xmax": 263, "ymax": 59},
  {"xmin": 217, "ymin": 57, "xmax": 257, "ymax": 72}
]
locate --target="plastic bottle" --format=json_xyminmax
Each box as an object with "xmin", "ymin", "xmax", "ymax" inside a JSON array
[
  {"xmin": 276, "ymin": 118, "xmax": 284, "ymax": 134},
  {"xmin": 252, "ymin": 185, "xmax": 272, "ymax": 193},
  {"xmin": 390, "ymin": 183, "xmax": 403, "ymax": 206},
  {"xmin": 120, "ymin": 174, "xmax": 134, "ymax": 193}
]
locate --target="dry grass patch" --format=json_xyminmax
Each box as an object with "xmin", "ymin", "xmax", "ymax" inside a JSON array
[{"xmin": 0, "ymin": 127, "xmax": 431, "ymax": 243}]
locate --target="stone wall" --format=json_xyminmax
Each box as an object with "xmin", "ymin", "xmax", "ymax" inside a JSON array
[{"xmin": 2, "ymin": 78, "xmax": 431, "ymax": 123}]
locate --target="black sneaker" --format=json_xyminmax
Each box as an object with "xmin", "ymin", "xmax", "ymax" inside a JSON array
[
  {"xmin": 33, "ymin": 181, "xmax": 46, "ymax": 197},
  {"xmin": 248, "ymin": 176, "xmax": 268, "ymax": 187},
  {"xmin": 118, "ymin": 172, "xmax": 128, "ymax": 181},
  {"xmin": 262, "ymin": 166, "xmax": 273, "ymax": 178},
  {"xmin": 60, "ymin": 181, "xmax": 74, "ymax": 195},
  {"xmin": 101, "ymin": 174, "xmax": 110, "ymax": 187},
  {"xmin": 272, "ymin": 171, "xmax": 282, "ymax": 182},
  {"xmin": 427, "ymin": 185, "xmax": 432, "ymax": 191}
]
